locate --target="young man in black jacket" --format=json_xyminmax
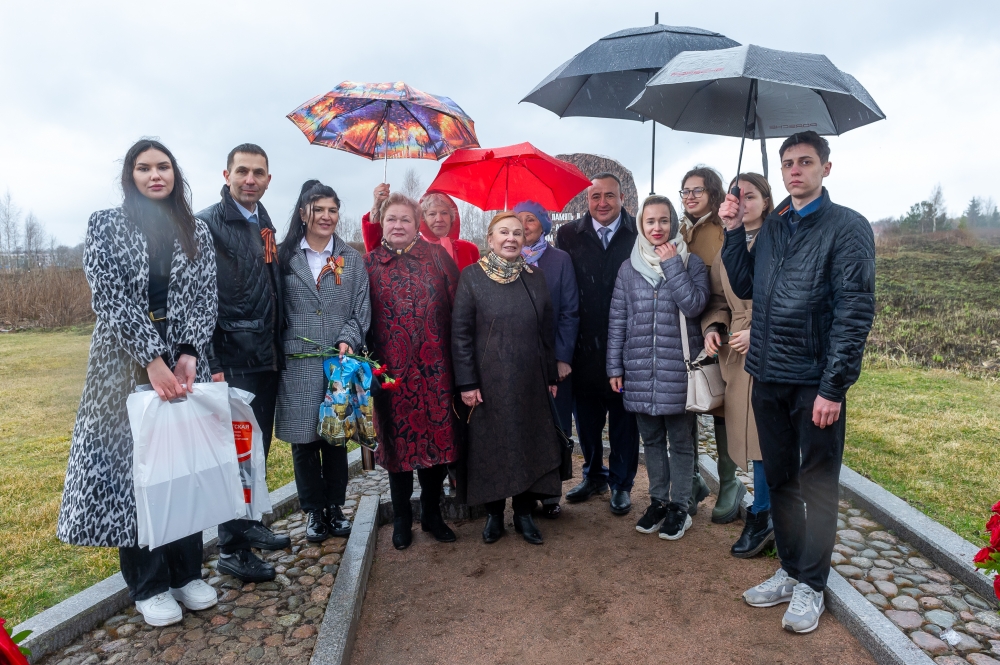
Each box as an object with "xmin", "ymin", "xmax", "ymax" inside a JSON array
[
  {"xmin": 197, "ymin": 144, "xmax": 290, "ymax": 582},
  {"xmin": 720, "ymin": 132, "xmax": 875, "ymax": 633},
  {"xmin": 556, "ymin": 173, "xmax": 641, "ymax": 516}
]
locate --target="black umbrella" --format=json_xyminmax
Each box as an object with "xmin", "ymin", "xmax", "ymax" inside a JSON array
[
  {"xmin": 521, "ymin": 13, "xmax": 739, "ymax": 194},
  {"xmin": 627, "ymin": 44, "xmax": 885, "ymax": 188}
]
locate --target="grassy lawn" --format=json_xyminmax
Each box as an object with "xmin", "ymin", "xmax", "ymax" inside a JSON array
[
  {"xmin": 846, "ymin": 363, "xmax": 1000, "ymax": 545},
  {"xmin": 0, "ymin": 328, "xmax": 294, "ymax": 626}
]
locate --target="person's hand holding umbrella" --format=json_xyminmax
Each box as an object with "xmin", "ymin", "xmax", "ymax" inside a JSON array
[
  {"xmin": 719, "ymin": 188, "xmax": 746, "ymax": 231},
  {"xmin": 370, "ymin": 183, "xmax": 390, "ymax": 223}
]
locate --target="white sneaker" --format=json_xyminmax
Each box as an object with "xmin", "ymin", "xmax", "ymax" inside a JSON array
[
  {"xmin": 743, "ymin": 568, "xmax": 798, "ymax": 607},
  {"xmin": 170, "ymin": 579, "xmax": 218, "ymax": 611},
  {"xmin": 782, "ymin": 583, "xmax": 825, "ymax": 634},
  {"xmin": 135, "ymin": 592, "xmax": 183, "ymax": 626}
]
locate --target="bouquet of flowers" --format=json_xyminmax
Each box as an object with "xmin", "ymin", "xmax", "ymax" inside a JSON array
[
  {"xmin": 0, "ymin": 619, "xmax": 30, "ymax": 665},
  {"xmin": 289, "ymin": 338, "xmax": 401, "ymax": 452},
  {"xmin": 973, "ymin": 500, "xmax": 1000, "ymax": 602}
]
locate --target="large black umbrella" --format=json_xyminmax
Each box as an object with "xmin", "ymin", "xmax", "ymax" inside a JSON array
[
  {"xmin": 627, "ymin": 44, "xmax": 885, "ymax": 185},
  {"xmin": 521, "ymin": 14, "xmax": 739, "ymax": 194}
]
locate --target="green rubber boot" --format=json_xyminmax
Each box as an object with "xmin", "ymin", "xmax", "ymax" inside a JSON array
[{"xmin": 712, "ymin": 418, "xmax": 746, "ymax": 524}]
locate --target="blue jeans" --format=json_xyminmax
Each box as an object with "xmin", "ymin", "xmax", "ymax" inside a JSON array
[{"xmin": 752, "ymin": 460, "xmax": 770, "ymax": 512}]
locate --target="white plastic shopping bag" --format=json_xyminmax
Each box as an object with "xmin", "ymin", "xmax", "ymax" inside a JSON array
[
  {"xmin": 228, "ymin": 387, "xmax": 273, "ymax": 521},
  {"xmin": 128, "ymin": 382, "xmax": 247, "ymax": 549}
]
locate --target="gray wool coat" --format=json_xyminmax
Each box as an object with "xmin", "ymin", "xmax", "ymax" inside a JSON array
[
  {"xmin": 606, "ymin": 253, "xmax": 710, "ymax": 416},
  {"xmin": 58, "ymin": 208, "xmax": 218, "ymax": 548},
  {"xmin": 275, "ymin": 236, "xmax": 371, "ymax": 444}
]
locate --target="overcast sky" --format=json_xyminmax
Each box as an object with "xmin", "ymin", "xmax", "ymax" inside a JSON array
[{"xmin": 1, "ymin": 0, "xmax": 998, "ymax": 245}]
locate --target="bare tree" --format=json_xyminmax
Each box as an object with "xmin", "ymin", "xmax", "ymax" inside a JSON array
[
  {"xmin": 401, "ymin": 168, "xmax": 423, "ymax": 200},
  {"xmin": 929, "ymin": 184, "xmax": 946, "ymax": 233},
  {"xmin": 0, "ymin": 189, "xmax": 21, "ymax": 271},
  {"xmin": 457, "ymin": 202, "xmax": 491, "ymax": 249},
  {"xmin": 337, "ymin": 214, "xmax": 364, "ymax": 245},
  {"xmin": 22, "ymin": 212, "xmax": 47, "ymax": 268}
]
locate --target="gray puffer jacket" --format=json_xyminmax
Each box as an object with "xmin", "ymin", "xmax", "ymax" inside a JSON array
[{"xmin": 607, "ymin": 253, "xmax": 710, "ymax": 416}]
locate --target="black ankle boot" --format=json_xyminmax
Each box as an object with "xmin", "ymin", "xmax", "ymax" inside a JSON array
[
  {"xmin": 482, "ymin": 514, "xmax": 505, "ymax": 544},
  {"xmin": 730, "ymin": 508, "xmax": 774, "ymax": 559},
  {"xmin": 513, "ymin": 514, "xmax": 543, "ymax": 545},
  {"xmin": 421, "ymin": 508, "xmax": 457, "ymax": 543},
  {"xmin": 392, "ymin": 516, "xmax": 413, "ymax": 550}
]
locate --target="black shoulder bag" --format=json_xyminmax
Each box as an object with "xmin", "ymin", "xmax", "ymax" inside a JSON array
[{"xmin": 519, "ymin": 274, "xmax": 575, "ymax": 481}]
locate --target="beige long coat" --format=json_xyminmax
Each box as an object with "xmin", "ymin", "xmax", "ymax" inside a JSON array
[{"xmin": 700, "ymin": 236, "xmax": 761, "ymax": 470}]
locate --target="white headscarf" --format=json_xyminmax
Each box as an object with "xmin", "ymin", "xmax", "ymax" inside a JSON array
[{"xmin": 630, "ymin": 229, "xmax": 690, "ymax": 287}]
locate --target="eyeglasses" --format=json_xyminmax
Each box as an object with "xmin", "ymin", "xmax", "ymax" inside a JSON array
[{"xmin": 679, "ymin": 187, "xmax": 706, "ymax": 199}]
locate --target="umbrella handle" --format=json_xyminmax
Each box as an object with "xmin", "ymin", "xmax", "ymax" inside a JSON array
[{"xmin": 731, "ymin": 79, "xmax": 758, "ymax": 197}]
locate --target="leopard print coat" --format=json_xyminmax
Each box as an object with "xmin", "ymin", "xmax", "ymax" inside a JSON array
[{"xmin": 57, "ymin": 207, "xmax": 218, "ymax": 548}]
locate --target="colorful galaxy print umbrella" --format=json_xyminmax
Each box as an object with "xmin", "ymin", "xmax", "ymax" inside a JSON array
[{"xmin": 287, "ymin": 81, "xmax": 480, "ymax": 180}]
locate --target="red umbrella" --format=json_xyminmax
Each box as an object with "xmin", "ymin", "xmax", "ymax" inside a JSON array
[{"xmin": 426, "ymin": 142, "xmax": 591, "ymax": 211}]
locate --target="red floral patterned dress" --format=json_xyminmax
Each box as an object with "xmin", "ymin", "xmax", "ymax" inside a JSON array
[{"xmin": 364, "ymin": 238, "xmax": 461, "ymax": 472}]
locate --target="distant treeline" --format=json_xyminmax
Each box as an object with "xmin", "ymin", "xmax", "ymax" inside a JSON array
[{"xmin": 873, "ymin": 185, "xmax": 1000, "ymax": 236}]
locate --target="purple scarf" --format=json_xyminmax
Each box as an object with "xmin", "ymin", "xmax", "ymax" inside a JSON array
[{"xmin": 520, "ymin": 238, "xmax": 548, "ymax": 265}]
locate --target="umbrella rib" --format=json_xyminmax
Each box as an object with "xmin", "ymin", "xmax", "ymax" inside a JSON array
[
  {"xmin": 520, "ymin": 158, "xmax": 559, "ymax": 202},
  {"xmin": 398, "ymin": 102, "xmax": 435, "ymax": 154},
  {"xmin": 484, "ymin": 158, "xmax": 511, "ymax": 210},
  {"xmin": 364, "ymin": 101, "xmax": 393, "ymax": 161}
]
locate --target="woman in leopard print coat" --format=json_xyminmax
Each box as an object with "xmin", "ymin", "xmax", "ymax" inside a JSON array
[{"xmin": 57, "ymin": 143, "xmax": 218, "ymax": 554}]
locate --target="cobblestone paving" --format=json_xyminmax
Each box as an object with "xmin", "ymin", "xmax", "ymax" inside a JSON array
[
  {"xmin": 696, "ymin": 415, "xmax": 1000, "ymax": 664},
  {"xmin": 41, "ymin": 468, "xmax": 389, "ymax": 665}
]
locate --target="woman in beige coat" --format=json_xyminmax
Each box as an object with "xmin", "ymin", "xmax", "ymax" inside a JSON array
[{"xmin": 701, "ymin": 172, "xmax": 776, "ymax": 558}]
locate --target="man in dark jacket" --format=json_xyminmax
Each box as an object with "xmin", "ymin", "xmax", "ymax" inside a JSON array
[
  {"xmin": 197, "ymin": 143, "xmax": 290, "ymax": 582},
  {"xmin": 720, "ymin": 131, "xmax": 875, "ymax": 634},
  {"xmin": 556, "ymin": 174, "xmax": 640, "ymax": 515}
]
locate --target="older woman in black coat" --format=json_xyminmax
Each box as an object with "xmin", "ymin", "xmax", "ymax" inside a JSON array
[{"xmin": 451, "ymin": 212, "xmax": 562, "ymax": 545}]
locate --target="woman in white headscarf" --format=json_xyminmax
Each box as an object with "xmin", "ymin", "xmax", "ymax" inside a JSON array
[{"xmin": 606, "ymin": 195, "xmax": 709, "ymax": 542}]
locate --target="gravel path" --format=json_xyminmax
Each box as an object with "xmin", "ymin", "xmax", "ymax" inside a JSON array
[
  {"xmin": 350, "ymin": 459, "xmax": 876, "ymax": 665},
  {"xmin": 41, "ymin": 468, "xmax": 389, "ymax": 665}
]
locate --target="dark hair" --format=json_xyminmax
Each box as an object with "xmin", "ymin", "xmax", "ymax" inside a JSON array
[
  {"xmin": 277, "ymin": 180, "xmax": 342, "ymax": 271},
  {"xmin": 681, "ymin": 166, "xmax": 726, "ymax": 214},
  {"xmin": 227, "ymin": 143, "xmax": 269, "ymax": 171},
  {"xmin": 778, "ymin": 131, "xmax": 830, "ymax": 163},
  {"xmin": 728, "ymin": 172, "xmax": 774, "ymax": 221},
  {"xmin": 591, "ymin": 172, "xmax": 622, "ymax": 189},
  {"xmin": 121, "ymin": 139, "xmax": 199, "ymax": 259},
  {"xmin": 638, "ymin": 195, "xmax": 679, "ymax": 240}
]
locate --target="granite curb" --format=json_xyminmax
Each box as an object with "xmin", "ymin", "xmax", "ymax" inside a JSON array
[
  {"xmin": 14, "ymin": 447, "xmax": 363, "ymax": 664},
  {"xmin": 309, "ymin": 494, "xmax": 380, "ymax": 665},
  {"xmin": 839, "ymin": 465, "xmax": 996, "ymax": 606},
  {"xmin": 699, "ymin": 453, "xmax": 933, "ymax": 665}
]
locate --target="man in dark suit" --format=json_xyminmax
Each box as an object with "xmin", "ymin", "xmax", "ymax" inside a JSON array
[
  {"xmin": 556, "ymin": 173, "xmax": 640, "ymax": 515},
  {"xmin": 197, "ymin": 144, "xmax": 290, "ymax": 582}
]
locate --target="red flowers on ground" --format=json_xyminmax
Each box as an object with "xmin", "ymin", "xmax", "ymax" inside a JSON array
[
  {"xmin": 0, "ymin": 618, "xmax": 31, "ymax": 665},
  {"xmin": 974, "ymin": 501, "xmax": 1000, "ymax": 603}
]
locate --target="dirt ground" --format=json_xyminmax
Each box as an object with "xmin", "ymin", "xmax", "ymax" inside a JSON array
[{"xmin": 350, "ymin": 460, "xmax": 876, "ymax": 665}]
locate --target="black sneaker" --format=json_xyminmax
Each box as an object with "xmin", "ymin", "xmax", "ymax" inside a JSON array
[
  {"xmin": 635, "ymin": 501, "xmax": 668, "ymax": 534},
  {"xmin": 306, "ymin": 510, "xmax": 329, "ymax": 543},
  {"xmin": 244, "ymin": 522, "xmax": 291, "ymax": 551},
  {"xmin": 217, "ymin": 549, "xmax": 276, "ymax": 583},
  {"xmin": 659, "ymin": 503, "xmax": 693, "ymax": 541}
]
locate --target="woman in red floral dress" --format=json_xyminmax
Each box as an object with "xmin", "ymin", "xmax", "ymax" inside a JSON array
[{"xmin": 365, "ymin": 191, "xmax": 462, "ymax": 550}]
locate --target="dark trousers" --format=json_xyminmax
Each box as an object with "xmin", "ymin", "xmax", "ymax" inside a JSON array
[
  {"xmin": 573, "ymin": 391, "xmax": 640, "ymax": 491},
  {"xmin": 387, "ymin": 465, "xmax": 448, "ymax": 524},
  {"xmin": 636, "ymin": 412, "xmax": 697, "ymax": 506},
  {"xmin": 219, "ymin": 370, "xmax": 279, "ymax": 554},
  {"xmin": 292, "ymin": 440, "xmax": 348, "ymax": 512},
  {"xmin": 485, "ymin": 493, "xmax": 537, "ymax": 517},
  {"xmin": 752, "ymin": 381, "xmax": 845, "ymax": 592},
  {"xmin": 119, "ymin": 532, "xmax": 203, "ymax": 601}
]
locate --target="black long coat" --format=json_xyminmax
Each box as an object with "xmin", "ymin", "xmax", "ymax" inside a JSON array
[
  {"xmin": 451, "ymin": 264, "xmax": 562, "ymax": 505},
  {"xmin": 555, "ymin": 210, "xmax": 638, "ymax": 398}
]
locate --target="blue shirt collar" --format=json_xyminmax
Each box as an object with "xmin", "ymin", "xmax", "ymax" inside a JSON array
[
  {"xmin": 784, "ymin": 193, "xmax": 824, "ymax": 220},
  {"xmin": 233, "ymin": 198, "xmax": 258, "ymax": 221}
]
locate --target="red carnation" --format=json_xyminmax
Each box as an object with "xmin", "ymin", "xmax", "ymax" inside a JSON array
[
  {"xmin": 975, "ymin": 546, "xmax": 996, "ymax": 566},
  {"xmin": 992, "ymin": 500, "xmax": 1000, "ymax": 514},
  {"xmin": 994, "ymin": 575, "xmax": 1000, "ymax": 602},
  {"xmin": 0, "ymin": 618, "xmax": 30, "ymax": 665}
]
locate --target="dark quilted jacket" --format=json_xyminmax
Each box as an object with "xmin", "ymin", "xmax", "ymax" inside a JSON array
[
  {"xmin": 722, "ymin": 189, "xmax": 875, "ymax": 401},
  {"xmin": 555, "ymin": 210, "xmax": 638, "ymax": 398},
  {"xmin": 606, "ymin": 254, "xmax": 709, "ymax": 416},
  {"xmin": 196, "ymin": 188, "xmax": 284, "ymax": 373}
]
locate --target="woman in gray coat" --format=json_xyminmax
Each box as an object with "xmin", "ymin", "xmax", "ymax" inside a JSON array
[
  {"xmin": 58, "ymin": 140, "xmax": 219, "ymax": 627},
  {"xmin": 607, "ymin": 195, "xmax": 709, "ymax": 541},
  {"xmin": 275, "ymin": 181, "xmax": 371, "ymax": 543}
]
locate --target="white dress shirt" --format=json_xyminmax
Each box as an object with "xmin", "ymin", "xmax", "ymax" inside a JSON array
[
  {"xmin": 592, "ymin": 213, "xmax": 622, "ymax": 246},
  {"xmin": 300, "ymin": 236, "xmax": 334, "ymax": 282},
  {"xmin": 233, "ymin": 198, "xmax": 258, "ymax": 222}
]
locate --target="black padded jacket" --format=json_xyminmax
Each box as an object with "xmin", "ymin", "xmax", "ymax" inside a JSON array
[
  {"xmin": 721, "ymin": 189, "xmax": 875, "ymax": 402},
  {"xmin": 196, "ymin": 188, "xmax": 284, "ymax": 374}
]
